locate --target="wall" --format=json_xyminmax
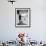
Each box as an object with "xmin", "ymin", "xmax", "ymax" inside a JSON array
[{"xmin": 0, "ymin": 0, "xmax": 46, "ymax": 42}]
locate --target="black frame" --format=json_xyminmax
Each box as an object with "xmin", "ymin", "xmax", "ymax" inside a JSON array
[{"xmin": 15, "ymin": 8, "xmax": 31, "ymax": 28}]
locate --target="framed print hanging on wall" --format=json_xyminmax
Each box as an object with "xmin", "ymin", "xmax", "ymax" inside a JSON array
[{"xmin": 15, "ymin": 8, "xmax": 31, "ymax": 28}]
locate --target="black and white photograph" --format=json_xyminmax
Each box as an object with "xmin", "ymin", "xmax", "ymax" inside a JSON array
[{"xmin": 15, "ymin": 8, "xmax": 31, "ymax": 27}]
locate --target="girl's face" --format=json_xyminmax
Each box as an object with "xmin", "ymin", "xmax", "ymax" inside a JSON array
[
  {"xmin": 19, "ymin": 10, "xmax": 28, "ymax": 24},
  {"xmin": 20, "ymin": 13, "xmax": 28, "ymax": 24}
]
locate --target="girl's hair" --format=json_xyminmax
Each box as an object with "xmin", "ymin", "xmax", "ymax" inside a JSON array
[
  {"xmin": 19, "ymin": 15, "xmax": 21, "ymax": 20},
  {"xmin": 17, "ymin": 10, "xmax": 21, "ymax": 20}
]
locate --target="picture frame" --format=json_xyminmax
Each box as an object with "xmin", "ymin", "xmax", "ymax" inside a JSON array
[{"xmin": 15, "ymin": 8, "xmax": 31, "ymax": 28}]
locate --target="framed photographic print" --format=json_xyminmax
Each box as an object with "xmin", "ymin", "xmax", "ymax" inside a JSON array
[{"xmin": 15, "ymin": 8, "xmax": 31, "ymax": 28}]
